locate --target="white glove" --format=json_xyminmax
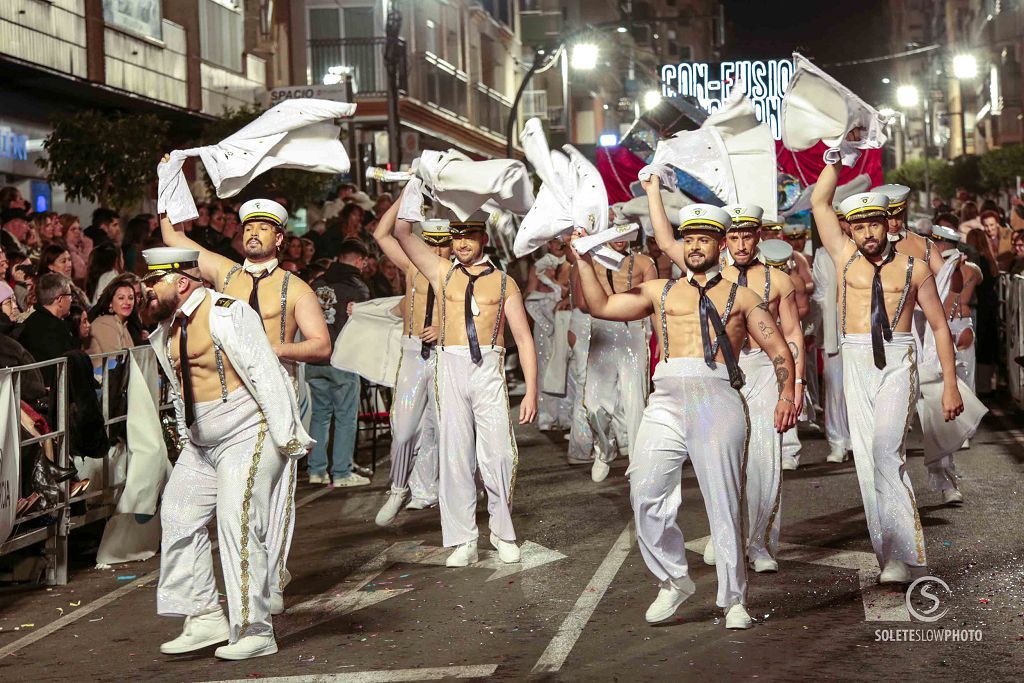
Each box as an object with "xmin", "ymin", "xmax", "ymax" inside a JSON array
[
  {"xmin": 397, "ymin": 177, "xmax": 425, "ymax": 223},
  {"xmin": 637, "ymin": 163, "xmax": 678, "ymax": 190}
]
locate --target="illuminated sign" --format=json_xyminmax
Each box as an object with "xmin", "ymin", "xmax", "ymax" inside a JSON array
[
  {"xmin": 659, "ymin": 59, "xmax": 795, "ymax": 140},
  {"xmin": 0, "ymin": 127, "xmax": 28, "ymax": 161}
]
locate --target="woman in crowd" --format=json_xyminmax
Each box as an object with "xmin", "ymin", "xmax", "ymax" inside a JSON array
[
  {"xmin": 980, "ymin": 209, "xmax": 1014, "ymax": 271},
  {"xmin": 65, "ymin": 304, "xmax": 92, "ymax": 351},
  {"xmin": 37, "ymin": 243, "xmax": 89, "ymax": 308},
  {"xmin": 301, "ymin": 237, "xmax": 316, "ymax": 265},
  {"xmin": 86, "ymin": 243, "xmax": 124, "ymax": 305},
  {"xmin": 87, "ymin": 274, "xmax": 137, "ymax": 361},
  {"xmin": 960, "ymin": 200, "xmax": 982, "ymax": 234},
  {"xmin": 60, "ymin": 214, "xmax": 93, "ymax": 286},
  {"xmin": 964, "ymin": 228, "xmax": 999, "ymax": 395},
  {"xmin": 280, "ymin": 234, "xmax": 306, "ymax": 271},
  {"xmin": 1009, "ymin": 230, "xmax": 1024, "ymax": 276}
]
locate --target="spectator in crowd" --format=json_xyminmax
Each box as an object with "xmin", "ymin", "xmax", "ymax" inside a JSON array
[
  {"xmin": 2, "ymin": 216, "xmax": 34, "ymax": 254},
  {"xmin": 349, "ymin": 191, "xmax": 374, "ymax": 217},
  {"xmin": 18, "ymin": 272, "xmax": 76, "ymax": 386},
  {"xmin": 305, "ymin": 219, "xmax": 328, "ymax": 256},
  {"xmin": 301, "ymin": 237, "xmax": 316, "ymax": 264},
  {"xmin": 323, "ymin": 203, "xmax": 366, "ymax": 258},
  {"xmin": 0, "ymin": 279, "xmax": 20, "ymax": 330},
  {"xmin": 1010, "ymin": 230, "xmax": 1024, "ymax": 276},
  {"xmin": 306, "ymin": 239, "xmax": 372, "ymax": 487},
  {"xmin": 361, "ymin": 254, "xmax": 381, "ymax": 294},
  {"xmin": 189, "ymin": 203, "xmax": 215, "ymax": 247},
  {"xmin": 0, "ymin": 246, "xmax": 9, "ymax": 286},
  {"xmin": 301, "ymin": 257, "xmax": 332, "ymax": 285},
  {"xmin": 376, "ymin": 255, "xmax": 403, "ymax": 296},
  {"xmin": 959, "ymin": 200, "xmax": 981, "ymax": 234},
  {"xmin": 373, "ymin": 192, "xmax": 394, "ymax": 217},
  {"xmin": 8, "ymin": 250, "xmax": 33, "ymax": 311},
  {"xmin": 86, "ymin": 243, "xmax": 124, "ymax": 305},
  {"xmin": 964, "ymin": 228, "xmax": 999, "ymax": 395},
  {"xmin": 65, "ymin": 304, "xmax": 92, "ymax": 351},
  {"xmin": 85, "ymin": 208, "xmax": 121, "ymax": 248},
  {"xmin": 980, "ymin": 209, "xmax": 1014, "ymax": 271},
  {"xmin": 122, "ymin": 214, "xmax": 153, "ymax": 274},
  {"xmin": 280, "ymin": 234, "xmax": 306, "ymax": 271},
  {"xmin": 32, "ymin": 212, "xmax": 59, "ymax": 246},
  {"xmin": 60, "ymin": 213, "xmax": 93, "ymax": 285},
  {"xmin": 0, "ymin": 185, "xmax": 30, "ymax": 222},
  {"xmin": 87, "ymin": 274, "xmax": 137, "ymax": 361},
  {"xmin": 322, "ymin": 182, "xmax": 358, "ymax": 220},
  {"xmin": 36, "ymin": 243, "xmax": 73, "ymax": 280},
  {"xmin": 0, "ymin": 282, "xmax": 46, "ymax": 405}
]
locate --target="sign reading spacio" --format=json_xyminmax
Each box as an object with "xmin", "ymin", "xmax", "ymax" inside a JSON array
[{"xmin": 659, "ymin": 59, "xmax": 795, "ymax": 140}]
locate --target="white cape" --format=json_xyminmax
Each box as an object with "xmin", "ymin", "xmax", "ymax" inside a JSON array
[{"xmin": 332, "ymin": 296, "xmax": 405, "ymax": 387}]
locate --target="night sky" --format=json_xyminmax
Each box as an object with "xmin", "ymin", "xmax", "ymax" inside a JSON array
[{"xmin": 722, "ymin": 0, "xmax": 890, "ymax": 105}]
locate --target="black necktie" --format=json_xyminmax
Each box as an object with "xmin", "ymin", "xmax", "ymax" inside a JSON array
[
  {"xmin": 870, "ymin": 249, "xmax": 897, "ymax": 370},
  {"xmin": 689, "ymin": 274, "xmax": 744, "ymax": 389},
  {"xmin": 177, "ymin": 311, "xmax": 196, "ymax": 428},
  {"xmin": 735, "ymin": 263, "xmax": 751, "ymax": 287},
  {"xmin": 420, "ymin": 286, "xmax": 435, "ymax": 359},
  {"xmin": 605, "ymin": 267, "xmax": 616, "ymax": 293},
  {"xmin": 460, "ymin": 263, "xmax": 495, "ymax": 363},
  {"xmin": 249, "ymin": 270, "xmax": 267, "ymax": 330}
]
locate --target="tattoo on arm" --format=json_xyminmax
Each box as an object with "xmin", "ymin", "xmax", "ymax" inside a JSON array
[
  {"xmin": 772, "ymin": 353, "xmax": 790, "ymax": 392},
  {"xmin": 757, "ymin": 320, "xmax": 774, "ymax": 338},
  {"xmin": 788, "ymin": 341, "xmax": 799, "ymax": 360},
  {"xmin": 755, "ymin": 301, "xmax": 770, "ymax": 313}
]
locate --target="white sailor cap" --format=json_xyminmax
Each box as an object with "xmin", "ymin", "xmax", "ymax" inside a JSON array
[
  {"xmin": 677, "ymin": 204, "xmax": 731, "ymax": 235},
  {"xmin": 759, "ymin": 239, "xmax": 794, "ymax": 268},
  {"xmin": 724, "ymin": 204, "xmax": 764, "ymax": 231},
  {"xmin": 420, "ymin": 219, "xmax": 452, "ymax": 245},
  {"xmin": 874, "ymin": 184, "xmax": 911, "ymax": 215},
  {"xmin": 141, "ymin": 247, "xmax": 201, "ymax": 282},
  {"xmin": 608, "ymin": 221, "xmax": 641, "ymax": 242},
  {"xmin": 909, "ymin": 219, "xmax": 933, "ymax": 236},
  {"xmin": 239, "ymin": 198, "xmax": 289, "ymax": 229},
  {"xmin": 782, "ymin": 223, "xmax": 809, "ymax": 238},
  {"xmin": 838, "ymin": 192, "xmax": 890, "ymax": 222},
  {"xmin": 447, "ymin": 208, "xmax": 491, "ymax": 235},
  {"xmin": 931, "ymin": 224, "xmax": 962, "ymax": 243}
]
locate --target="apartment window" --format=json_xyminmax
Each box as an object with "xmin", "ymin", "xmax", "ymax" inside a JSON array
[
  {"xmin": 425, "ymin": 19, "xmax": 439, "ymax": 56},
  {"xmin": 200, "ymin": 0, "xmax": 244, "ymax": 72},
  {"xmin": 103, "ymin": 0, "xmax": 162, "ymax": 41}
]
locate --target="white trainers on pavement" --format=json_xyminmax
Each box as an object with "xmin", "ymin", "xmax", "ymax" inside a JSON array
[
  {"xmin": 270, "ymin": 591, "xmax": 284, "ymax": 615},
  {"xmin": 214, "ymin": 634, "xmax": 278, "ymax": 660},
  {"xmin": 942, "ymin": 488, "xmax": 964, "ymax": 505},
  {"xmin": 160, "ymin": 610, "xmax": 230, "ymax": 654},
  {"xmin": 375, "ymin": 487, "xmax": 409, "ymax": 526},
  {"xmin": 725, "ymin": 604, "xmax": 753, "ymax": 629},
  {"xmin": 490, "ymin": 533, "xmax": 521, "ymax": 563},
  {"xmin": 825, "ymin": 445, "xmax": 848, "ymax": 463},
  {"xmin": 752, "ymin": 558, "xmax": 779, "ymax": 573},
  {"xmin": 445, "ymin": 540, "xmax": 479, "ymax": 567},
  {"xmin": 703, "ymin": 539, "xmax": 716, "ymax": 566},
  {"xmin": 404, "ymin": 497, "xmax": 437, "ymax": 510},
  {"xmin": 878, "ymin": 559, "xmax": 911, "ymax": 584},
  {"xmin": 644, "ymin": 576, "xmax": 696, "ymax": 623},
  {"xmin": 591, "ymin": 459, "xmax": 610, "ymax": 483},
  {"xmin": 781, "ymin": 455, "xmax": 799, "ymax": 470},
  {"xmin": 332, "ymin": 472, "xmax": 371, "ymax": 488},
  {"xmin": 308, "ymin": 472, "xmax": 330, "ymax": 484}
]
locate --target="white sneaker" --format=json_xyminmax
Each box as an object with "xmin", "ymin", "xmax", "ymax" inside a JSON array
[
  {"xmin": 308, "ymin": 472, "xmax": 330, "ymax": 484},
  {"xmin": 781, "ymin": 455, "xmax": 799, "ymax": 471},
  {"xmin": 160, "ymin": 610, "xmax": 230, "ymax": 654},
  {"xmin": 332, "ymin": 472, "xmax": 371, "ymax": 488},
  {"xmin": 942, "ymin": 488, "xmax": 964, "ymax": 505},
  {"xmin": 591, "ymin": 459, "xmax": 610, "ymax": 483},
  {"xmin": 644, "ymin": 575, "xmax": 696, "ymax": 623},
  {"xmin": 445, "ymin": 541, "xmax": 479, "ymax": 567},
  {"xmin": 725, "ymin": 604, "xmax": 753, "ymax": 629},
  {"xmin": 490, "ymin": 533, "xmax": 521, "ymax": 563},
  {"xmin": 878, "ymin": 559, "xmax": 911, "ymax": 584},
  {"xmin": 214, "ymin": 634, "xmax": 278, "ymax": 660},
  {"xmin": 375, "ymin": 487, "xmax": 409, "ymax": 526},
  {"xmin": 404, "ymin": 497, "xmax": 437, "ymax": 510},
  {"xmin": 563, "ymin": 432, "xmax": 571, "ymax": 442},
  {"xmin": 270, "ymin": 591, "xmax": 284, "ymax": 615},
  {"xmin": 825, "ymin": 446, "xmax": 848, "ymax": 463},
  {"xmin": 752, "ymin": 558, "xmax": 779, "ymax": 573},
  {"xmin": 703, "ymin": 539, "xmax": 716, "ymax": 566}
]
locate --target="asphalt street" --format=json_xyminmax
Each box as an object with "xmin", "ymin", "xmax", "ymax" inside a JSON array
[{"xmin": 1, "ymin": 400, "xmax": 1023, "ymax": 682}]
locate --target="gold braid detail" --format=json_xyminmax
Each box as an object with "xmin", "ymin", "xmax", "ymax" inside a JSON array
[{"xmin": 238, "ymin": 415, "xmax": 268, "ymax": 637}]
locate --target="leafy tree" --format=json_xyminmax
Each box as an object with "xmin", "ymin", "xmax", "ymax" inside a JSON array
[
  {"xmin": 198, "ymin": 105, "xmax": 338, "ymax": 209},
  {"xmin": 884, "ymin": 157, "xmax": 956, "ymax": 200},
  {"xmin": 980, "ymin": 144, "xmax": 1024, "ymax": 191},
  {"xmin": 37, "ymin": 111, "xmax": 169, "ymax": 209}
]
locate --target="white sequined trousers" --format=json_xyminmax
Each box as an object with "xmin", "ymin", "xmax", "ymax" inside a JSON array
[
  {"xmin": 628, "ymin": 359, "xmax": 749, "ymax": 609},
  {"xmin": 389, "ymin": 336, "xmax": 439, "ymax": 494},
  {"xmin": 841, "ymin": 333, "xmax": 927, "ymax": 568},
  {"xmin": 739, "ymin": 349, "xmax": 782, "ymax": 564},
  {"xmin": 584, "ymin": 319, "xmax": 648, "ymax": 463},
  {"xmin": 268, "ymin": 369, "xmax": 300, "ymax": 598},
  {"xmin": 158, "ymin": 389, "xmax": 286, "ymax": 641},
  {"xmin": 823, "ymin": 350, "xmax": 851, "ymax": 452},
  {"xmin": 525, "ymin": 294, "xmax": 560, "ymax": 430},
  {"xmin": 435, "ymin": 346, "xmax": 517, "ymax": 546},
  {"xmin": 567, "ymin": 310, "xmax": 594, "ymax": 462}
]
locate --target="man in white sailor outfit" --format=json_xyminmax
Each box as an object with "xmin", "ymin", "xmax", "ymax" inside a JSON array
[{"xmin": 145, "ymin": 248, "xmax": 312, "ymax": 660}]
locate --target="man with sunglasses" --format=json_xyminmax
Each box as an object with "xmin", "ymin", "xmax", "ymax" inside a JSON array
[{"xmin": 143, "ymin": 247, "xmax": 311, "ymax": 661}]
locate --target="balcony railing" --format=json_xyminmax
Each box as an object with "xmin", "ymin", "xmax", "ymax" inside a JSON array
[
  {"xmin": 412, "ymin": 52, "xmax": 469, "ymax": 120},
  {"xmin": 308, "ymin": 37, "xmax": 407, "ymax": 96},
  {"xmin": 475, "ymin": 83, "xmax": 512, "ymax": 135}
]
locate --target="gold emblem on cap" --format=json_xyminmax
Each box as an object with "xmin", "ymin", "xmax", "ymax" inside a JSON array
[
  {"xmin": 694, "ymin": 208, "xmax": 703, "ymax": 216},
  {"xmin": 861, "ymin": 197, "xmax": 869, "ymax": 204}
]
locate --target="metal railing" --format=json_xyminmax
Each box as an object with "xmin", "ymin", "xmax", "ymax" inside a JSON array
[
  {"xmin": 1000, "ymin": 273, "xmax": 1024, "ymax": 407},
  {"xmin": 411, "ymin": 51, "xmax": 470, "ymax": 120},
  {"xmin": 307, "ymin": 37, "xmax": 407, "ymax": 96},
  {"xmin": 0, "ymin": 347, "xmax": 172, "ymax": 585}
]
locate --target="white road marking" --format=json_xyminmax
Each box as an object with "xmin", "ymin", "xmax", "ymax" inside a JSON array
[
  {"xmin": 0, "ymin": 483, "xmax": 342, "ymax": 659},
  {"xmin": 685, "ymin": 536, "xmax": 909, "ymax": 621},
  {"xmin": 531, "ymin": 521, "xmax": 634, "ymax": 674},
  {"xmin": 199, "ymin": 664, "xmax": 499, "ymax": 682},
  {"xmin": 386, "ymin": 539, "xmax": 567, "ymax": 581}
]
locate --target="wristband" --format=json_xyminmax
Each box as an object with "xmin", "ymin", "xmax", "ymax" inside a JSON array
[{"xmin": 778, "ymin": 396, "xmax": 795, "ymax": 406}]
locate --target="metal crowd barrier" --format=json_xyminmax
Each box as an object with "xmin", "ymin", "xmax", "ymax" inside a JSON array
[
  {"xmin": 0, "ymin": 347, "xmax": 172, "ymax": 585},
  {"xmin": 1001, "ymin": 274, "xmax": 1024, "ymax": 407}
]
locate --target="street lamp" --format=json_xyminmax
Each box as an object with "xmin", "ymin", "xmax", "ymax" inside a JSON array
[
  {"xmin": 896, "ymin": 85, "xmax": 920, "ymax": 108},
  {"xmin": 953, "ymin": 53, "xmax": 978, "ymax": 79},
  {"xmin": 643, "ymin": 90, "xmax": 662, "ymax": 111},
  {"xmin": 571, "ymin": 43, "xmax": 599, "ymax": 71}
]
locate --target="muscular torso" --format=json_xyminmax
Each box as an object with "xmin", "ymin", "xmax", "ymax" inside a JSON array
[
  {"xmin": 594, "ymin": 252, "xmax": 654, "ymax": 295},
  {"xmin": 405, "ymin": 266, "xmax": 436, "ymax": 338},
  {"xmin": 533, "ymin": 261, "xmax": 570, "ymax": 295},
  {"xmin": 647, "ymin": 278, "xmax": 749, "ymax": 364},
  {"xmin": 168, "ymin": 295, "xmax": 243, "ymax": 403},
  {"xmin": 437, "ymin": 263, "xmax": 520, "ymax": 348},
  {"xmin": 948, "ymin": 261, "xmax": 980, "ymax": 319},
  {"xmin": 722, "ymin": 263, "xmax": 793, "ymax": 351},
  {"xmin": 792, "ymin": 251, "xmax": 813, "ymax": 292},
  {"xmin": 219, "ymin": 264, "xmax": 313, "ymax": 347},
  {"xmin": 894, "ymin": 231, "xmax": 931, "ymax": 262},
  {"xmin": 834, "ymin": 243, "xmax": 927, "ymax": 335}
]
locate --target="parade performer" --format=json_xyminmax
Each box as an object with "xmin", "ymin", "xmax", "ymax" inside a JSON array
[
  {"xmin": 525, "ymin": 239, "xmax": 571, "ymax": 431},
  {"xmin": 875, "ymin": 183, "xmax": 946, "ymax": 275},
  {"xmin": 370, "ymin": 199, "xmax": 450, "ymax": 526},
  {"xmin": 576, "ymin": 177, "xmax": 798, "ymax": 628},
  {"xmin": 393, "ymin": 210, "xmax": 538, "ymax": 567},
  {"xmin": 812, "ymin": 159, "xmax": 964, "ymax": 584},
  {"xmin": 773, "ymin": 245, "xmax": 812, "ymax": 471},
  {"xmin": 578, "ymin": 222, "xmax": 657, "ymax": 483},
  {"xmin": 159, "ymin": 178, "xmax": 331, "ymax": 616},
  {"xmin": 146, "ymin": 248, "xmax": 311, "ymax": 660}
]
